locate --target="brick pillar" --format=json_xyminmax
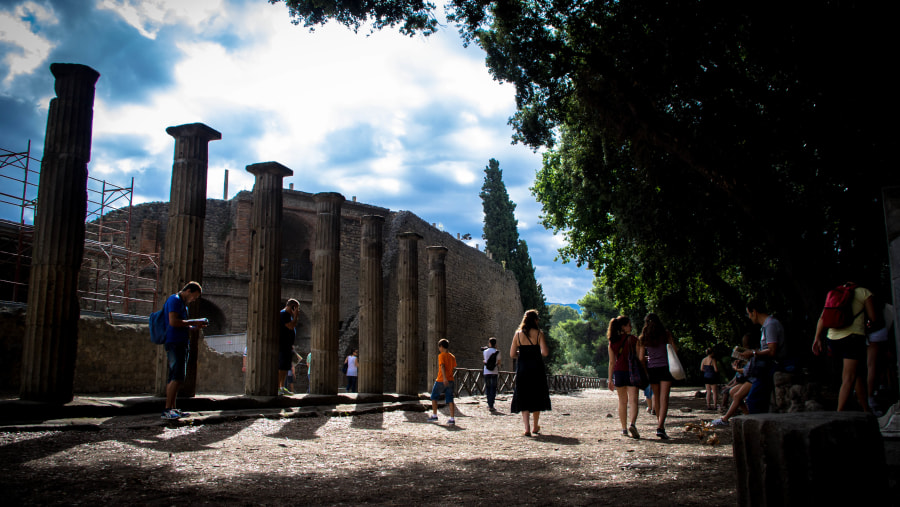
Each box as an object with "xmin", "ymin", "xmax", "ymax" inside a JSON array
[
  {"xmin": 310, "ymin": 192, "xmax": 344, "ymax": 395},
  {"xmin": 154, "ymin": 122, "xmax": 221, "ymax": 397},
  {"xmin": 244, "ymin": 162, "xmax": 292, "ymax": 396},
  {"xmin": 20, "ymin": 63, "xmax": 99, "ymax": 403},
  {"xmin": 426, "ymin": 246, "xmax": 448, "ymax": 385},
  {"xmin": 359, "ymin": 215, "xmax": 385, "ymax": 394},
  {"xmin": 396, "ymin": 232, "xmax": 422, "ymax": 395}
]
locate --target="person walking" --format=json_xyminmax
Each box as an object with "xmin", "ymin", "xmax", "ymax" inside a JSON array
[
  {"xmin": 812, "ymin": 283, "xmax": 877, "ymax": 412},
  {"xmin": 278, "ymin": 299, "xmax": 300, "ymax": 395},
  {"xmin": 510, "ymin": 309, "xmax": 551, "ymax": 437},
  {"xmin": 701, "ymin": 349, "xmax": 719, "ymax": 410},
  {"xmin": 344, "ymin": 348, "xmax": 359, "ymax": 393},
  {"xmin": 483, "ymin": 337, "xmax": 502, "ymax": 411},
  {"xmin": 637, "ymin": 313, "xmax": 678, "ymax": 439},
  {"xmin": 608, "ymin": 315, "xmax": 640, "ymax": 439}
]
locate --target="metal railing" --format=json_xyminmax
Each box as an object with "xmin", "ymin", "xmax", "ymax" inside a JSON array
[{"xmin": 453, "ymin": 368, "xmax": 602, "ymax": 397}]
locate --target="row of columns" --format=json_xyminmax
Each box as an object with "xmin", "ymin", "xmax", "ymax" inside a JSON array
[{"xmin": 19, "ymin": 62, "xmax": 450, "ymax": 403}]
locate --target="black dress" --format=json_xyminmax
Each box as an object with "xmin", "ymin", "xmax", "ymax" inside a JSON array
[{"xmin": 511, "ymin": 333, "xmax": 552, "ymax": 413}]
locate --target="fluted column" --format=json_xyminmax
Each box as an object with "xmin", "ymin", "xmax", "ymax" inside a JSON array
[
  {"xmin": 426, "ymin": 246, "xmax": 448, "ymax": 385},
  {"xmin": 310, "ymin": 192, "xmax": 345, "ymax": 395},
  {"xmin": 396, "ymin": 232, "xmax": 422, "ymax": 395},
  {"xmin": 359, "ymin": 215, "xmax": 385, "ymax": 394},
  {"xmin": 244, "ymin": 162, "xmax": 293, "ymax": 395},
  {"xmin": 20, "ymin": 63, "xmax": 99, "ymax": 403},
  {"xmin": 154, "ymin": 122, "xmax": 221, "ymax": 396}
]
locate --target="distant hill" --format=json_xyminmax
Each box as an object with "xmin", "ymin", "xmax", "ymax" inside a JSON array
[{"xmin": 549, "ymin": 303, "xmax": 581, "ymax": 315}]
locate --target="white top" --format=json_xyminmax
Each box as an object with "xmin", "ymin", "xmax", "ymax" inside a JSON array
[
  {"xmin": 347, "ymin": 355, "xmax": 358, "ymax": 376},
  {"xmin": 483, "ymin": 347, "xmax": 500, "ymax": 375}
]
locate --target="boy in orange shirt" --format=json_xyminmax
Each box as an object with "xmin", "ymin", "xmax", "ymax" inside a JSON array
[{"xmin": 428, "ymin": 339, "xmax": 457, "ymax": 424}]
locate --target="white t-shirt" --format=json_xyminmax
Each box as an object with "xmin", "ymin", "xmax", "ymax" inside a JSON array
[
  {"xmin": 347, "ymin": 355, "xmax": 358, "ymax": 376},
  {"xmin": 483, "ymin": 347, "xmax": 500, "ymax": 375}
]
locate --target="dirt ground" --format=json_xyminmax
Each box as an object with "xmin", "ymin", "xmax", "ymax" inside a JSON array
[{"xmin": 1, "ymin": 388, "xmax": 736, "ymax": 505}]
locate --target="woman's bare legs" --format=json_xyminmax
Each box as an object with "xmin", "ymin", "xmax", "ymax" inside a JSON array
[
  {"xmin": 521, "ymin": 410, "xmax": 531, "ymax": 435},
  {"xmin": 657, "ymin": 381, "xmax": 672, "ymax": 429},
  {"xmin": 837, "ymin": 358, "xmax": 868, "ymax": 412},
  {"xmin": 616, "ymin": 387, "xmax": 629, "ymax": 430},
  {"xmin": 532, "ymin": 412, "xmax": 541, "ymax": 433},
  {"xmin": 627, "ymin": 386, "xmax": 639, "ymax": 426}
]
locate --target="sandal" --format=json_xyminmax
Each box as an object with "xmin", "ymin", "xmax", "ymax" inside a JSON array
[
  {"xmin": 533, "ymin": 425, "xmax": 541, "ymax": 435},
  {"xmin": 523, "ymin": 431, "xmax": 532, "ymax": 437}
]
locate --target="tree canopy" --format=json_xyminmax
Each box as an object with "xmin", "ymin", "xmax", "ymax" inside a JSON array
[
  {"xmin": 272, "ymin": 0, "xmax": 896, "ymax": 348},
  {"xmin": 480, "ymin": 158, "xmax": 547, "ymax": 316}
]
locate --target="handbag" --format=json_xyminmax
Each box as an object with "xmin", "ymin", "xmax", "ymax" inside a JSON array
[
  {"xmin": 627, "ymin": 341, "xmax": 649, "ymax": 389},
  {"xmin": 667, "ymin": 343, "xmax": 686, "ymax": 380}
]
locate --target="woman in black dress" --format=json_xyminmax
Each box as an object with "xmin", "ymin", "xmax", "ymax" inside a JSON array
[{"xmin": 510, "ymin": 309, "xmax": 551, "ymax": 436}]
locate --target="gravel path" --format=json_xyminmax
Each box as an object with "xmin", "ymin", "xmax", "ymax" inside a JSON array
[{"xmin": 2, "ymin": 387, "xmax": 736, "ymax": 505}]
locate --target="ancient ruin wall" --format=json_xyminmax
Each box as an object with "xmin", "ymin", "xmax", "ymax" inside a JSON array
[
  {"xmin": 66, "ymin": 191, "xmax": 523, "ymax": 394},
  {"xmin": 0, "ymin": 307, "xmax": 243, "ymax": 394}
]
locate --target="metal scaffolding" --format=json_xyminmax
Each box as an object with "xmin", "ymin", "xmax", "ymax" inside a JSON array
[{"xmin": 0, "ymin": 141, "xmax": 160, "ymax": 315}]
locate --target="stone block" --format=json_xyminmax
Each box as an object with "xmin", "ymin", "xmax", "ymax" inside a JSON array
[{"xmin": 733, "ymin": 412, "xmax": 887, "ymax": 506}]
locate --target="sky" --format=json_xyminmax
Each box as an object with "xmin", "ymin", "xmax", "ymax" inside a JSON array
[{"xmin": 0, "ymin": 0, "xmax": 594, "ymax": 303}]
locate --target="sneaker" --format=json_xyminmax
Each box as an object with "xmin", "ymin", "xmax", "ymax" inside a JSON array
[
  {"xmin": 447, "ymin": 418, "xmax": 455, "ymax": 425},
  {"xmin": 629, "ymin": 425, "xmax": 640, "ymax": 439},
  {"xmin": 171, "ymin": 408, "xmax": 191, "ymax": 417},
  {"xmin": 279, "ymin": 387, "xmax": 292, "ymax": 395},
  {"xmin": 161, "ymin": 409, "xmax": 180, "ymax": 420},
  {"xmin": 711, "ymin": 418, "xmax": 728, "ymax": 427},
  {"xmin": 656, "ymin": 428, "xmax": 669, "ymax": 439},
  {"xmin": 427, "ymin": 414, "xmax": 438, "ymax": 421}
]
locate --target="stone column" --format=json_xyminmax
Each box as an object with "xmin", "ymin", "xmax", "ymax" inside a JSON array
[
  {"xmin": 154, "ymin": 122, "xmax": 221, "ymax": 396},
  {"xmin": 244, "ymin": 162, "xmax": 293, "ymax": 396},
  {"xmin": 359, "ymin": 215, "xmax": 385, "ymax": 394},
  {"xmin": 396, "ymin": 232, "xmax": 422, "ymax": 395},
  {"xmin": 426, "ymin": 246, "xmax": 448, "ymax": 385},
  {"xmin": 20, "ymin": 63, "xmax": 99, "ymax": 403},
  {"xmin": 310, "ymin": 192, "xmax": 345, "ymax": 395},
  {"xmin": 881, "ymin": 187, "xmax": 900, "ymax": 437}
]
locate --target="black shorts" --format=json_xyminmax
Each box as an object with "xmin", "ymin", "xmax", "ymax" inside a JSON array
[
  {"xmin": 828, "ymin": 334, "xmax": 867, "ymax": 361},
  {"xmin": 647, "ymin": 366, "xmax": 674, "ymax": 384},
  {"xmin": 612, "ymin": 370, "xmax": 632, "ymax": 387}
]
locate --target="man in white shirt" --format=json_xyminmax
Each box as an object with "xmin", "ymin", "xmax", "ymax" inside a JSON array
[{"xmin": 483, "ymin": 337, "xmax": 502, "ymax": 411}]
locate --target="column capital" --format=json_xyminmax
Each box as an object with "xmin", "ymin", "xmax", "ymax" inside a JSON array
[
  {"xmin": 246, "ymin": 161, "xmax": 293, "ymax": 178},
  {"xmin": 50, "ymin": 63, "xmax": 100, "ymax": 86},
  {"xmin": 362, "ymin": 214, "xmax": 385, "ymax": 225},
  {"xmin": 166, "ymin": 123, "xmax": 222, "ymax": 141},
  {"xmin": 426, "ymin": 245, "xmax": 449, "ymax": 255},
  {"xmin": 397, "ymin": 231, "xmax": 423, "ymax": 241},
  {"xmin": 313, "ymin": 192, "xmax": 346, "ymax": 205}
]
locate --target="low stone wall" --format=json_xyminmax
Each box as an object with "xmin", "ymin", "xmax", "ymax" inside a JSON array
[
  {"xmin": 772, "ymin": 371, "xmax": 826, "ymax": 412},
  {"xmin": 1, "ymin": 306, "xmax": 244, "ymax": 394}
]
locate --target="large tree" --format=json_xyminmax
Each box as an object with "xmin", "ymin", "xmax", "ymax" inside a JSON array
[
  {"xmin": 272, "ymin": 0, "xmax": 895, "ymax": 347},
  {"xmin": 480, "ymin": 158, "xmax": 547, "ymax": 316}
]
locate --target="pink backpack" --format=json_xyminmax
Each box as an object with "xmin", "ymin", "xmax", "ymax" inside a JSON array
[{"xmin": 820, "ymin": 283, "xmax": 860, "ymax": 329}]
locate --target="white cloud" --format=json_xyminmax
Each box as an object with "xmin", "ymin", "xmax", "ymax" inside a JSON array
[
  {"xmin": 0, "ymin": 3, "xmax": 57, "ymax": 85},
  {"xmin": 97, "ymin": 0, "xmax": 223, "ymax": 39}
]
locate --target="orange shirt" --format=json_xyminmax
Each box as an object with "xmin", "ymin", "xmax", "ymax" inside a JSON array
[{"xmin": 436, "ymin": 351, "xmax": 457, "ymax": 382}]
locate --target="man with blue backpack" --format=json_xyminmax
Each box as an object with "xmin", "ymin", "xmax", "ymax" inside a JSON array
[{"xmin": 161, "ymin": 281, "xmax": 207, "ymax": 420}]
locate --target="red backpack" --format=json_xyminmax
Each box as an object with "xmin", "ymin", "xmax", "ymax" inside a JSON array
[{"xmin": 820, "ymin": 283, "xmax": 860, "ymax": 329}]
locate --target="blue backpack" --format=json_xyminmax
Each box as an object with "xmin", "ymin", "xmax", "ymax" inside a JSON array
[{"xmin": 149, "ymin": 308, "xmax": 167, "ymax": 345}]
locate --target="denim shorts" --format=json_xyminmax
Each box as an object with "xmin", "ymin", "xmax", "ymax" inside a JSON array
[
  {"xmin": 166, "ymin": 343, "xmax": 189, "ymax": 383},
  {"xmin": 430, "ymin": 381, "xmax": 455, "ymax": 404}
]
